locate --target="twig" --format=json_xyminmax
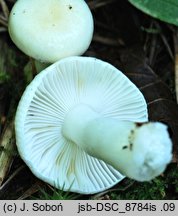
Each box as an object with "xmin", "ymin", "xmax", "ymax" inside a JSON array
[
  {"xmin": 88, "ymin": 0, "xmax": 117, "ymax": 10},
  {"xmin": 160, "ymin": 34, "xmax": 174, "ymax": 61},
  {"xmin": 0, "ymin": 14, "xmax": 7, "ymax": 27},
  {"xmin": 95, "ymin": 21, "xmax": 121, "ymax": 34},
  {"xmin": 17, "ymin": 181, "xmax": 43, "ymax": 200},
  {"xmin": 174, "ymin": 29, "xmax": 178, "ymax": 103},
  {"xmin": 0, "ymin": 13, "xmax": 7, "ymax": 21},
  {"xmin": 0, "ymin": 165, "xmax": 25, "ymax": 190},
  {"xmin": 0, "ymin": 0, "xmax": 9, "ymax": 29},
  {"xmin": 0, "ymin": 0, "xmax": 9, "ymax": 19},
  {"xmin": 30, "ymin": 58, "xmax": 38, "ymax": 76},
  {"xmin": 154, "ymin": 22, "xmax": 174, "ymax": 61},
  {"xmin": 93, "ymin": 34, "xmax": 125, "ymax": 47},
  {"xmin": 148, "ymin": 34, "xmax": 158, "ymax": 66},
  {"xmin": 0, "ymin": 19, "xmax": 7, "ymax": 27},
  {"xmin": 0, "ymin": 120, "xmax": 16, "ymax": 186},
  {"xmin": 91, "ymin": 180, "xmax": 135, "ymax": 200},
  {"xmin": 0, "ymin": 26, "xmax": 6, "ymax": 32}
]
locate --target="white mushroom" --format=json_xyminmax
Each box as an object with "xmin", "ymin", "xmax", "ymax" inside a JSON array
[
  {"xmin": 8, "ymin": 0, "xmax": 93, "ymax": 64},
  {"xmin": 15, "ymin": 56, "xmax": 148, "ymax": 194},
  {"xmin": 64, "ymin": 113, "xmax": 172, "ymax": 181}
]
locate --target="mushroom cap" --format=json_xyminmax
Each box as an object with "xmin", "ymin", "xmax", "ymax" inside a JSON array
[
  {"xmin": 8, "ymin": 0, "xmax": 93, "ymax": 63},
  {"xmin": 15, "ymin": 56, "xmax": 148, "ymax": 194}
]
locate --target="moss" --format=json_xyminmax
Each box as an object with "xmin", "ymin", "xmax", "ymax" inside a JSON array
[
  {"xmin": 32, "ymin": 164, "xmax": 178, "ymax": 200},
  {"xmin": 110, "ymin": 164, "xmax": 178, "ymax": 200},
  {"xmin": 33, "ymin": 187, "xmax": 81, "ymax": 200}
]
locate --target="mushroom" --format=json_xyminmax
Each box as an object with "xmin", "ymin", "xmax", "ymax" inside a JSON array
[
  {"xmin": 67, "ymin": 118, "xmax": 172, "ymax": 182},
  {"xmin": 15, "ymin": 56, "xmax": 172, "ymax": 194},
  {"xmin": 8, "ymin": 0, "xmax": 93, "ymax": 69}
]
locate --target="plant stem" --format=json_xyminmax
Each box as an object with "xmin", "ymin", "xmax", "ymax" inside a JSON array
[
  {"xmin": 62, "ymin": 104, "xmax": 135, "ymax": 173},
  {"xmin": 175, "ymin": 55, "xmax": 178, "ymax": 103},
  {"xmin": 174, "ymin": 30, "xmax": 178, "ymax": 103},
  {"xmin": 0, "ymin": 120, "xmax": 16, "ymax": 186}
]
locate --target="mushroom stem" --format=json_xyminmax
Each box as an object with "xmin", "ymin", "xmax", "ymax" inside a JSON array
[
  {"xmin": 62, "ymin": 104, "xmax": 172, "ymax": 181},
  {"xmin": 62, "ymin": 104, "xmax": 99, "ymax": 146},
  {"xmin": 34, "ymin": 60, "xmax": 50, "ymax": 73}
]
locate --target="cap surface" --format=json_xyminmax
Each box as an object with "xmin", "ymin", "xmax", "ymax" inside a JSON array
[
  {"xmin": 8, "ymin": 0, "xmax": 93, "ymax": 63},
  {"xmin": 15, "ymin": 56, "xmax": 148, "ymax": 194}
]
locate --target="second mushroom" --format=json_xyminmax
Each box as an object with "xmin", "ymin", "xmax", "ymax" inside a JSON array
[{"xmin": 8, "ymin": 0, "xmax": 94, "ymax": 70}]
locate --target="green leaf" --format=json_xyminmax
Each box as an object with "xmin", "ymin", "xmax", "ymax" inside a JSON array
[{"xmin": 128, "ymin": 0, "xmax": 178, "ymax": 26}]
